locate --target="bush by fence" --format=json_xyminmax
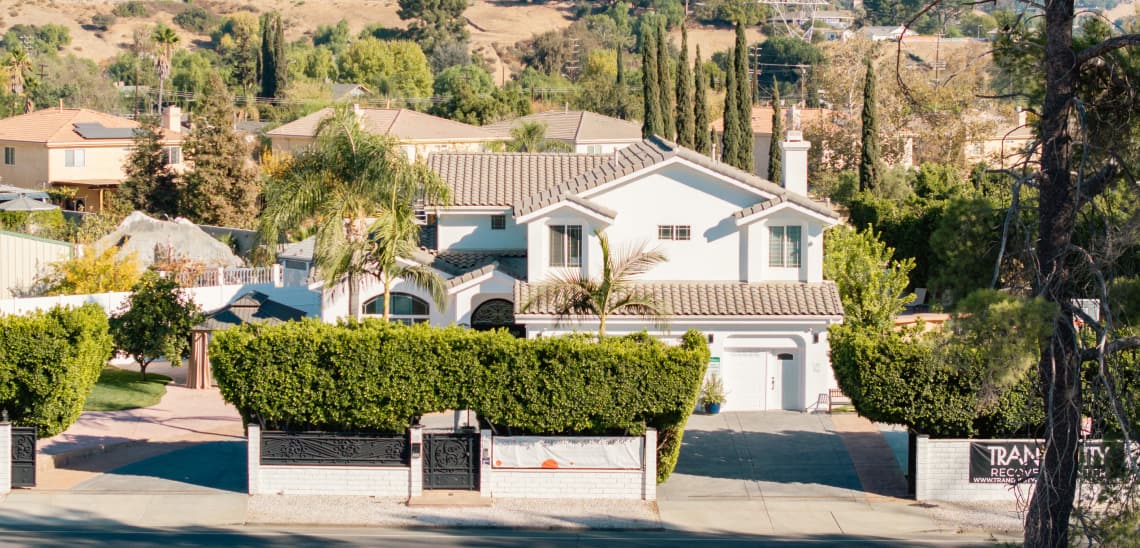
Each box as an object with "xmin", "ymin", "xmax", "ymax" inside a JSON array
[
  {"xmin": 210, "ymin": 320, "xmax": 709, "ymax": 482},
  {"xmin": 0, "ymin": 304, "xmax": 113, "ymax": 437}
]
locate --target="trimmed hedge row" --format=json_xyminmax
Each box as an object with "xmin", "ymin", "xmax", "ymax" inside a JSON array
[
  {"xmin": 0, "ymin": 305, "xmax": 113, "ymax": 438},
  {"xmin": 210, "ymin": 320, "xmax": 709, "ymax": 482}
]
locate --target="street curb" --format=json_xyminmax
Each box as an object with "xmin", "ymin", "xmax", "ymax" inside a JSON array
[{"xmin": 37, "ymin": 439, "xmax": 152, "ymax": 473}]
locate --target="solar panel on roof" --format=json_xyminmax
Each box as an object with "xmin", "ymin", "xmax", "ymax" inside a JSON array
[{"xmin": 72, "ymin": 122, "xmax": 137, "ymax": 139}]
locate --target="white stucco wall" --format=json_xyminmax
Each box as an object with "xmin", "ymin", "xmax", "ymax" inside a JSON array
[
  {"xmin": 572, "ymin": 141, "xmax": 637, "ymax": 154},
  {"xmin": 436, "ymin": 211, "xmax": 526, "ymax": 250},
  {"xmin": 488, "ymin": 430, "xmax": 656, "ymax": 500},
  {"xmin": 915, "ymin": 437, "xmax": 1035, "ymax": 502},
  {"xmin": 0, "ymin": 422, "xmax": 10, "ymax": 495},
  {"xmin": 247, "ymin": 425, "xmax": 411, "ymax": 497}
]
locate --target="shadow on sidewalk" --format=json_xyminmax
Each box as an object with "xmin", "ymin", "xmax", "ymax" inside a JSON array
[{"xmin": 68, "ymin": 440, "xmax": 247, "ymax": 493}]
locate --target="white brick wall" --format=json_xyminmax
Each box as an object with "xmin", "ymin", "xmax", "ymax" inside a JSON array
[
  {"xmin": 0, "ymin": 423, "xmax": 10, "ymax": 495},
  {"xmin": 489, "ymin": 469, "xmax": 646, "ymax": 499},
  {"xmin": 247, "ymin": 425, "xmax": 411, "ymax": 497},
  {"xmin": 915, "ymin": 436, "xmax": 1035, "ymax": 502}
]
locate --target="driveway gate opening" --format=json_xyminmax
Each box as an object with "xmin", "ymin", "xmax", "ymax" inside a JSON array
[
  {"xmin": 423, "ymin": 432, "xmax": 479, "ymax": 490},
  {"xmin": 11, "ymin": 426, "xmax": 36, "ymax": 488}
]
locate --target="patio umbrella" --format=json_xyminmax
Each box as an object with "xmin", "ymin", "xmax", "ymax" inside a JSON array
[{"xmin": 0, "ymin": 196, "xmax": 58, "ymax": 212}]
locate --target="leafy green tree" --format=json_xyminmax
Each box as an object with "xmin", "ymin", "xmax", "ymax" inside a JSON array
[
  {"xmin": 39, "ymin": 246, "xmax": 141, "ymax": 296},
  {"xmin": 397, "ymin": 0, "xmax": 469, "ymax": 55},
  {"xmin": 110, "ymin": 271, "xmax": 202, "ymax": 380},
  {"xmin": 693, "ymin": 45, "xmax": 711, "ymax": 155},
  {"xmin": 119, "ymin": 119, "xmax": 180, "ymax": 218},
  {"xmin": 173, "ymin": 6, "xmax": 217, "ymax": 34},
  {"xmin": 313, "ymin": 20, "xmax": 352, "ymax": 55},
  {"xmin": 641, "ymin": 26, "xmax": 664, "ymax": 138},
  {"xmin": 573, "ymin": 49, "xmax": 639, "ymax": 120},
  {"xmin": 675, "ymin": 26, "xmax": 695, "ymax": 148},
  {"xmin": 522, "ymin": 231, "xmax": 669, "ymax": 338},
  {"xmin": 928, "ymin": 195, "xmax": 1005, "ymax": 302},
  {"xmin": 338, "ymin": 38, "xmax": 433, "ymax": 98},
  {"xmin": 859, "ymin": 57, "xmax": 880, "ymax": 192},
  {"xmin": 180, "ymin": 73, "xmax": 261, "ymax": 228},
  {"xmin": 656, "ymin": 20, "xmax": 676, "ymax": 140},
  {"xmin": 171, "ymin": 50, "xmax": 218, "ymax": 105},
  {"xmin": 732, "ymin": 20, "xmax": 754, "ymax": 172},
  {"xmin": 259, "ymin": 105, "xmax": 452, "ymax": 319},
  {"xmin": 767, "ymin": 78, "xmax": 782, "ymax": 183},
  {"xmin": 823, "ymin": 225, "xmax": 914, "ymax": 330},
  {"xmin": 151, "ymin": 24, "xmax": 180, "ymax": 111},
  {"xmin": 301, "ymin": 46, "xmax": 338, "ymax": 81},
  {"xmin": 212, "ymin": 13, "xmax": 260, "ymax": 92},
  {"xmin": 259, "ymin": 11, "xmax": 287, "ymax": 99},
  {"xmin": 432, "ymin": 69, "xmax": 530, "ymax": 125}
]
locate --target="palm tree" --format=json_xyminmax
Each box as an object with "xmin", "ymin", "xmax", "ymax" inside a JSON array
[
  {"xmin": 259, "ymin": 104, "xmax": 452, "ymax": 320},
  {"xmin": 151, "ymin": 25, "xmax": 180, "ymax": 113},
  {"xmin": 522, "ymin": 231, "xmax": 669, "ymax": 338},
  {"xmin": 5, "ymin": 48, "xmax": 31, "ymax": 96},
  {"xmin": 367, "ymin": 185, "xmax": 447, "ymax": 321},
  {"xmin": 504, "ymin": 121, "xmax": 571, "ymax": 152}
]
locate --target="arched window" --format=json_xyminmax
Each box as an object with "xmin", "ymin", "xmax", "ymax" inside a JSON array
[
  {"xmin": 471, "ymin": 299, "xmax": 515, "ymax": 328},
  {"xmin": 363, "ymin": 293, "xmax": 430, "ymax": 325}
]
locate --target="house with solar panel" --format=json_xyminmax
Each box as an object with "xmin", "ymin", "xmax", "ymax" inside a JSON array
[
  {"xmin": 0, "ymin": 107, "xmax": 185, "ymax": 212},
  {"xmin": 313, "ymin": 129, "xmax": 846, "ymax": 412}
]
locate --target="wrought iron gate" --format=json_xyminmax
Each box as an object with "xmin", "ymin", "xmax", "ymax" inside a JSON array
[
  {"xmin": 11, "ymin": 426, "xmax": 36, "ymax": 488},
  {"xmin": 423, "ymin": 432, "xmax": 479, "ymax": 490}
]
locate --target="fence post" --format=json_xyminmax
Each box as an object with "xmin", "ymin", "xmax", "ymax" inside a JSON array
[
  {"xmin": 217, "ymin": 267, "xmax": 225, "ymax": 286},
  {"xmin": 409, "ymin": 425, "xmax": 423, "ymax": 498},
  {"xmin": 247, "ymin": 424, "xmax": 261, "ymax": 495},
  {"xmin": 272, "ymin": 264, "xmax": 283, "ymax": 287},
  {"xmin": 0, "ymin": 420, "xmax": 11, "ymax": 495},
  {"xmin": 480, "ymin": 429, "xmax": 492, "ymax": 498},
  {"xmin": 643, "ymin": 428, "xmax": 657, "ymax": 501}
]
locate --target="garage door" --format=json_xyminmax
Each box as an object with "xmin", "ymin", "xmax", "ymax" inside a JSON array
[{"xmin": 723, "ymin": 350, "xmax": 800, "ymax": 412}]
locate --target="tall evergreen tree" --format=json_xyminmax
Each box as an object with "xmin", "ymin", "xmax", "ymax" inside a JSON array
[
  {"xmin": 767, "ymin": 78, "xmax": 783, "ymax": 183},
  {"xmin": 119, "ymin": 118, "xmax": 179, "ymax": 217},
  {"xmin": 675, "ymin": 26, "xmax": 695, "ymax": 148},
  {"xmin": 733, "ymin": 20, "xmax": 754, "ymax": 172},
  {"xmin": 656, "ymin": 20, "xmax": 676, "ymax": 141},
  {"xmin": 616, "ymin": 45, "xmax": 625, "ymax": 86},
  {"xmin": 722, "ymin": 49, "xmax": 740, "ymax": 166},
  {"xmin": 259, "ymin": 12, "xmax": 287, "ymax": 100},
  {"xmin": 693, "ymin": 45, "xmax": 711, "ymax": 155},
  {"xmin": 641, "ymin": 27, "xmax": 664, "ymax": 138},
  {"xmin": 859, "ymin": 56, "xmax": 880, "ymax": 192},
  {"xmin": 181, "ymin": 72, "xmax": 261, "ymax": 228}
]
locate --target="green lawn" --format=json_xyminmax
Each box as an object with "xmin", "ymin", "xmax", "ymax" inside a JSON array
[{"xmin": 84, "ymin": 366, "xmax": 173, "ymax": 411}]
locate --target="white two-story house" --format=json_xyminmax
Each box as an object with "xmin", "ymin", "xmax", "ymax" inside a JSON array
[{"xmin": 320, "ymin": 132, "xmax": 844, "ymax": 412}]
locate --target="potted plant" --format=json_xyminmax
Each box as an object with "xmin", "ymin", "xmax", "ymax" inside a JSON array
[{"xmin": 700, "ymin": 374, "xmax": 726, "ymax": 414}]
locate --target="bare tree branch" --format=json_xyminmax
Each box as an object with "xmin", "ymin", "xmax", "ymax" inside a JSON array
[
  {"xmin": 1083, "ymin": 337, "xmax": 1140, "ymax": 360},
  {"xmin": 1076, "ymin": 34, "xmax": 1140, "ymax": 67}
]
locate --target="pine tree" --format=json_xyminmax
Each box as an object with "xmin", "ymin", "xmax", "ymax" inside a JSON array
[
  {"xmin": 722, "ymin": 49, "xmax": 740, "ymax": 166},
  {"xmin": 656, "ymin": 20, "xmax": 676, "ymax": 141},
  {"xmin": 675, "ymin": 26, "xmax": 695, "ymax": 148},
  {"xmin": 733, "ymin": 20, "xmax": 754, "ymax": 172},
  {"xmin": 693, "ymin": 45, "xmax": 711, "ymax": 155},
  {"xmin": 260, "ymin": 12, "xmax": 288, "ymax": 99},
  {"xmin": 859, "ymin": 56, "xmax": 880, "ymax": 192},
  {"xmin": 641, "ymin": 27, "xmax": 664, "ymax": 139},
  {"xmin": 181, "ymin": 73, "xmax": 261, "ymax": 228},
  {"xmin": 119, "ymin": 118, "xmax": 180, "ymax": 217},
  {"xmin": 767, "ymin": 78, "xmax": 783, "ymax": 183}
]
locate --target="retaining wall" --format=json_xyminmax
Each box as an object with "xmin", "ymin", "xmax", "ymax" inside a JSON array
[
  {"xmin": 0, "ymin": 422, "xmax": 10, "ymax": 495},
  {"xmin": 915, "ymin": 436, "xmax": 1035, "ymax": 502}
]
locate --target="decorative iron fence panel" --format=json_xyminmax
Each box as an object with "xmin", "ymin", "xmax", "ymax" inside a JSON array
[
  {"xmin": 11, "ymin": 426, "xmax": 36, "ymax": 488},
  {"xmin": 261, "ymin": 431, "xmax": 409, "ymax": 466},
  {"xmin": 424, "ymin": 432, "xmax": 480, "ymax": 490}
]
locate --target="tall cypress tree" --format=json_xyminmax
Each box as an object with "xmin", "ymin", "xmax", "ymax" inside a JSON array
[
  {"xmin": 259, "ymin": 12, "xmax": 277, "ymax": 99},
  {"xmin": 675, "ymin": 26, "xmax": 695, "ymax": 148},
  {"xmin": 767, "ymin": 78, "xmax": 783, "ymax": 183},
  {"xmin": 733, "ymin": 20, "xmax": 754, "ymax": 172},
  {"xmin": 616, "ymin": 45, "xmax": 625, "ymax": 86},
  {"xmin": 694, "ymin": 45, "xmax": 711, "ymax": 155},
  {"xmin": 859, "ymin": 56, "xmax": 880, "ymax": 192},
  {"xmin": 272, "ymin": 13, "xmax": 287, "ymax": 98},
  {"xmin": 656, "ymin": 20, "xmax": 676, "ymax": 141},
  {"xmin": 722, "ymin": 49, "xmax": 740, "ymax": 166},
  {"xmin": 641, "ymin": 27, "xmax": 664, "ymax": 138}
]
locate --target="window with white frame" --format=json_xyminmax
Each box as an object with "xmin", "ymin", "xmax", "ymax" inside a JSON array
[
  {"xmin": 769, "ymin": 226, "xmax": 802, "ymax": 268},
  {"xmin": 363, "ymin": 293, "xmax": 430, "ymax": 325},
  {"xmin": 587, "ymin": 145, "xmax": 603, "ymax": 154},
  {"xmin": 490, "ymin": 214, "xmax": 506, "ymax": 230},
  {"xmin": 165, "ymin": 146, "xmax": 182, "ymax": 165},
  {"xmin": 658, "ymin": 225, "xmax": 691, "ymax": 240},
  {"xmin": 64, "ymin": 149, "xmax": 85, "ymax": 168},
  {"xmin": 3, "ymin": 147, "xmax": 13, "ymax": 165},
  {"xmin": 549, "ymin": 224, "xmax": 582, "ymax": 267}
]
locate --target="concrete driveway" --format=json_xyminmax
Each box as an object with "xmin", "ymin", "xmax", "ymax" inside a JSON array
[{"xmin": 72, "ymin": 441, "xmax": 246, "ymax": 493}]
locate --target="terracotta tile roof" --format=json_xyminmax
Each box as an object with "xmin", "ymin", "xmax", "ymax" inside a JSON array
[
  {"xmin": 483, "ymin": 110, "xmax": 642, "ymax": 143},
  {"xmin": 514, "ymin": 137, "xmax": 839, "ymax": 219},
  {"xmin": 0, "ymin": 108, "xmax": 180, "ymax": 144},
  {"xmin": 515, "ymin": 280, "xmax": 844, "ymax": 317},
  {"xmin": 733, "ymin": 196, "xmax": 786, "ymax": 218},
  {"xmin": 710, "ymin": 106, "xmax": 837, "ymax": 135},
  {"xmin": 425, "ymin": 152, "xmax": 612, "ymax": 207},
  {"xmin": 266, "ymin": 107, "xmax": 497, "ymax": 142}
]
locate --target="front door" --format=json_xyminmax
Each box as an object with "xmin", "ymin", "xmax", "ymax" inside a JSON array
[
  {"xmin": 764, "ymin": 354, "xmax": 783, "ymax": 410},
  {"xmin": 778, "ymin": 353, "xmax": 799, "ymax": 411},
  {"xmin": 423, "ymin": 432, "xmax": 480, "ymax": 490}
]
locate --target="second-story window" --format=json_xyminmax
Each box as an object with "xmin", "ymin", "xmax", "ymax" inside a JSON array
[
  {"xmin": 549, "ymin": 224, "xmax": 582, "ymax": 267},
  {"xmin": 165, "ymin": 146, "xmax": 182, "ymax": 165},
  {"xmin": 65, "ymin": 149, "xmax": 85, "ymax": 168},
  {"xmin": 769, "ymin": 226, "xmax": 802, "ymax": 268},
  {"xmin": 3, "ymin": 146, "xmax": 14, "ymax": 165},
  {"xmin": 658, "ymin": 225, "xmax": 691, "ymax": 240},
  {"xmin": 491, "ymin": 214, "xmax": 506, "ymax": 230}
]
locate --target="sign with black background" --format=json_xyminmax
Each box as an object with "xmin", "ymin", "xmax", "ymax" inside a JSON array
[{"xmin": 969, "ymin": 441, "xmax": 1113, "ymax": 484}]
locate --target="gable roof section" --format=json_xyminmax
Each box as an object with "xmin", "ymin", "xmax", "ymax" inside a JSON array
[
  {"xmin": 426, "ymin": 152, "xmax": 612, "ymax": 207},
  {"xmin": 0, "ymin": 108, "xmax": 180, "ymax": 144},
  {"xmin": 483, "ymin": 110, "xmax": 642, "ymax": 143},
  {"xmin": 516, "ymin": 280, "xmax": 844, "ymax": 317},
  {"xmin": 196, "ymin": 291, "xmax": 308, "ymax": 331},
  {"xmin": 266, "ymin": 107, "xmax": 496, "ymax": 142},
  {"xmin": 514, "ymin": 136, "xmax": 839, "ymax": 219}
]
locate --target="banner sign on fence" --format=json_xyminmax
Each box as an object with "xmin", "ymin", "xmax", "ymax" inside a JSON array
[
  {"xmin": 493, "ymin": 436, "xmax": 643, "ymax": 469},
  {"xmin": 969, "ymin": 440, "xmax": 1115, "ymax": 484}
]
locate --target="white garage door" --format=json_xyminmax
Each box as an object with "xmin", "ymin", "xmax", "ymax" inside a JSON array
[{"xmin": 723, "ymin": 350, "xmax": 800, "ymax": 412}]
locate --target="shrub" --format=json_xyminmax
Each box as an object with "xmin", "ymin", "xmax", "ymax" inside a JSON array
[
  {"xmin": 211, "ymin": 321, "xmax": 709, "ymax": 482},
  {"xmin": 112, "ymin": 1, "xmax": 150, "ymax": 18},
  {"xmin": 0, "ymin": 305, "xmax": 113, "ymax": 438},
  {"xmin": 174, "ymin": 6, "xmax": 216, "ymax": 33},
  {"xmin": 91, "ymin": 13, "xmax": 116, "ymax": 30}
]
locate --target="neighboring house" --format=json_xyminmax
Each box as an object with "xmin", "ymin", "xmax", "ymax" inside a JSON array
[
  {"xmin": 711, "ymin": 105, "xmax": 837, "ymax": 179},
  {"xmin": 483, "ymin": 110, "xmax": 643, "ymax": 154},
  {"xmin": 330, "ymin": 83, "xmax": 371, "ymax": 102},
  {"xmin": 0, "ymin": 230, "xmax": 73, "ymax": 297},
  {"xmin": 266, "ymin": 105, "xmax": 498, "ymax": 161},
  {"xmin": 965, "ymin": 109, "xmax": 1036, "ymax": 170},
  {"xmin": 0, "ymin": 107, "xmax": 184, "ymax": 212},
  {"xmin": 860, "ymin": 25, "xmax": 916, "ymax": 42},
  {"xmin": 814, "ymin": 10, "xmax": 856, "ymax": 29},
  {"xmin": 320, "ymin": 133, "xmax": 845, "ymax": 412},
  {"xmin": 0, "ymin": 184, "xmax": 49, "ymax": 203}
]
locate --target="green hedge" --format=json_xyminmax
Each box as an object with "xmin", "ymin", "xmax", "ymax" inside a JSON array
[
  {"xmin": 0, "ymin": 305, "xmax": 113, "ymax": 438},
  {"xmin": 210, "ymin": 320, "xmax": 709, "ymax": 482}
]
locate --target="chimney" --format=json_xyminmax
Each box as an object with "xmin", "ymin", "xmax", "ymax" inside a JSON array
[
  {"xmin": 779, "ymin": 130, "xmax": 811, "ymax": 196},
  {"xmin": 1016, "ymin": 107, "xmax": 1027, "ymax": 127},
  {"xmin": 162, "ymin": 106, "xmax": 181, "ymax": 134}
]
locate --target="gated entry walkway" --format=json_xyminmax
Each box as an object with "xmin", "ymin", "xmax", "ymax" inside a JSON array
[{"xmin": 423, "ymin": 432, "xmax": 480, "ymax": 490}]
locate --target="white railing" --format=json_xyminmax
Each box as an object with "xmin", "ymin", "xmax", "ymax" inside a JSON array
[{"xmin": 176, "ymin": 265, "xmax": 282, "ymax": 288}]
